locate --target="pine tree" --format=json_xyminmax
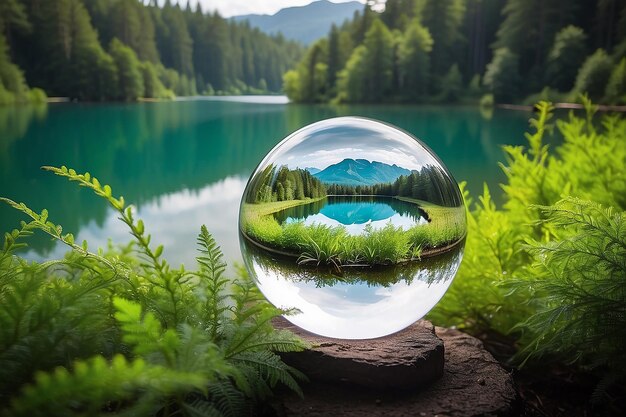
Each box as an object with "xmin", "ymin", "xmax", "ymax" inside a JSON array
[
  {"xmin": 110, "ymin": 38, "xmax": 144, "ymax": 101},
  {"xmin": 397, "ymin": 20, "xmax": 433, "ymax": 99},
  {"xmin": 546, "ymin": 26, "xmax": 588, "ymax": 91}
]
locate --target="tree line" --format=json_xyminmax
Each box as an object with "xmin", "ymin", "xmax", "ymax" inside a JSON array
[
  {"xmin": 1, "ymin": 0, "xmax": 303, "ymax": 104},
  {"xmin": 248, "ymin": 164, "xmax": 327, "ymax": 204},
  {"xmin": 284, "ymin": 0, "xmax": 626, "ymax": 104},
  {"xmin": 326, "ymin": 166, "xmax": 463, "ymax": 207}
]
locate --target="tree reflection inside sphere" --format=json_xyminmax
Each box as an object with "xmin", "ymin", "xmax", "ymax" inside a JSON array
[{"xmin": 239, "ymin": 117, "xmax": 466, "ymax": 339}]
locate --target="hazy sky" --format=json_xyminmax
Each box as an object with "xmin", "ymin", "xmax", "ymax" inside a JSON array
[
  {"xmin": 169, "ymin": 0, "xmax": 366, "ymax": 18},
  {"xmin": 274, "ymin": 119, "xmax": 436, "ymax": 171}
]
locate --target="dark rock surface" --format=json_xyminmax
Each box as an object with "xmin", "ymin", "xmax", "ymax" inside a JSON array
[
  {"xmin": 278, "ymin": 324, "xmax": 518, "ymax": 417},
  {"xmin": 273, "ymin": 317, "xmax": 444, "ymax": 390}
]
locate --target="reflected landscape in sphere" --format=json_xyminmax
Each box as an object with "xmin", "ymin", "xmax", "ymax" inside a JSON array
[{"xmin": 239, "ymin": 117, "xmax": 466, "ymax": 339}]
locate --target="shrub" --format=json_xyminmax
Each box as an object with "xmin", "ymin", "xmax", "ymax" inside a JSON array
[
  {"xmin": 0, "ymin": 167, "xmax": 307, "ymax": 416},
  {"xmin": 429, "ymin": 98, "xmax": 626, "ymax": 399}
]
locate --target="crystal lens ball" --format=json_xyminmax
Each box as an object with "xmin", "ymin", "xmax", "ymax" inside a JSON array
[{"xmin": 239, "ymin": 117, "xmax": 466, "ymax": 339}]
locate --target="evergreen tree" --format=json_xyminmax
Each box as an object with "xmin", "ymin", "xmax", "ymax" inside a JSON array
[
  {"xmin": 362, "ymin": 19, "xmax": 394, "ymax": 101},
  {"xmin": 397, "ymin": 20, "xmax": 433, "ymax": 99},
  {"xmin": 546, "ymin": 26, "xmax": 588, "ymax": 91},
  {"xmin": 110, "ymin": 38, "xmax": 143, "ymax": 101},
  {"xmin": 158, "ymin": 2, "xmax": 193, "ymax": 77},
  {"xmin": 483, "ymin": 47, "xmax": 521, "ymax": 102},
  {"xmin": 572, "ymin": 49, "xmax": 613, "ymax": 100},
  {"xmin": 422, "ymin": 0, "xmax": 466, "ymax": 85},
  {"xmin": 605, "ymin": 57, "xmax": 626, "ymax": 104},
  {"xmin": 494, "ymin": 0, "xmax": 577, "ymax": 91}
]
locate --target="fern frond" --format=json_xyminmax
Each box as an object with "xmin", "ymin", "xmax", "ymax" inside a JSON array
[
  {"xmin": 232, "ymin": 351, "xmax": 306, "ymax": 398},
  {"xmin": 195, "ymin": 225, "xmax": 230, "ymax": 340},
  {"xmin": 0, "ymin": 198, "xmax": 120, "ymax": 273},
  {"xmin": 6, "ymin": 355, "xmax": 207, "ymax": 417}
]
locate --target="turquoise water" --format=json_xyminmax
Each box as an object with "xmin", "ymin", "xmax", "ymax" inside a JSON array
[
  {"xmin": 276, "ymin": 196, "xmax": 428, "ymax": 235},
  {"xmin": 0, "ymin": 97, "xmax": 532, "ymax": 266}
]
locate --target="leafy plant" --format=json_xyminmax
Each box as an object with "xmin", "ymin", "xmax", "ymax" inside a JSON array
[
  {"xmin": 428, "ymin": 98, "xmax": 626, "ymax": 400},
  {"xmin": 0, "ymin": 166, "xmax": 307, "ymax": 416}
]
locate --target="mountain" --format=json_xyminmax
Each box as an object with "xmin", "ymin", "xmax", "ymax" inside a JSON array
[
  {"xmin": 231, "ymin": 0, "xmax": 363, "ymax": 45},
  {"xmin": 313, "ymin": 159, "xmax": 411, "ymax": 186},
  {"xmin": 304, "ymin": 167, "xmax": 321, "ymax": 175}
]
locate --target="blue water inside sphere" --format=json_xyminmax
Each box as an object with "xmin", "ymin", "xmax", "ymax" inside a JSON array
[{"xmin": 239, "ymin": 117, "xmax": 466, "ymax": 339}]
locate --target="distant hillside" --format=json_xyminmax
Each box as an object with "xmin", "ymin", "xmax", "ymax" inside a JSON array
[
  {"xmin": 231, "ymin": 0, "xmax": 363, "ymax": 45},
  {"xmin": 312, "ymin": 159, "xmax": 411, "ymax": 186}
]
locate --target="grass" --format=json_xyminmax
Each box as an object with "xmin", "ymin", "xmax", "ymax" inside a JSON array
[{"xmin": 241, "ymin": 196, "xmax": 466, "ymax": 267}]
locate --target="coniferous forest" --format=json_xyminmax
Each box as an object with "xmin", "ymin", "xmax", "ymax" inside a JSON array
[
  {"xmin": 0, "ymin": 0, "xmax": 304, "ymax": 104},
  {"xmin": 284, "ymin": 0, "xmax": 626, "ymax": 104}
]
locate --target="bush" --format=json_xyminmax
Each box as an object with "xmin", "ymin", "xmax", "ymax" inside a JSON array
[
  {"xmin": 429, "ymin": 98, "xmax": 626, "ymax": 399},
  {"xmin": 479, "ymin": 93, "xmax": 494, "ymax": 108},
  {"xmin": 27, "ymin": 88, "xmax": 47, "ymax": 103},
  {"xmin": 572, "ymin": 49, "xmax": 613, "ymax": 100},
  {"xmin": 0, "ymin": 167, "xmax": 307, "ymax": 416}
]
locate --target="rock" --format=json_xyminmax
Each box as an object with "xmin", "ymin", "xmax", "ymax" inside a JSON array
[
  {"xmin": 273, "ymin": 317, "xmax": 444, "ymax": 390},
  {"xmin": 279, "ymin": 326, "xmax": 518, "ymax": 417}
]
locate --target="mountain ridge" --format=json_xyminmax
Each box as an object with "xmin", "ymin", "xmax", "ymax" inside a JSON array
[
  {"xmin": 309, "ymin": 158, "xmax": 411, "ymax": 186},
  {"xmin": 230, "ymin": 0, "xmax": 363, "ymax": 45}
]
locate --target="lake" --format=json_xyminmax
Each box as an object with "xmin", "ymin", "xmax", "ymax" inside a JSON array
[
  {"xmin": 275, "ymin": 196, "xmax": 428, "ymax": 235},
  {"xmin": 0, "ymin": 97, "xmax": 533, "ymax": 268}
]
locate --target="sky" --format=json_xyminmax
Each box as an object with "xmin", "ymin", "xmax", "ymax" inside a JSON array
[
  {"xmin": 167, "ymin": 0, "xmax": 366, "ymax": 18},
  {"xmin": 272, "ymin": 118, "xmax": 436, "ymax": 171}
]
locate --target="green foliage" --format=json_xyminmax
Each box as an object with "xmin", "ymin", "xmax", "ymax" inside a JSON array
[
  {"xmin": 241, "ymin": 198, "xmax": 465, "ymax": 267},
  {"xmin": 429, "ymin": 100, "xmax": 626, "ymax": 394},
  {"xmin": 110, "ymin": 38, "xmax": 144, "ymax": 101},
  {"xmin": 286, "ymin": 0, "xmax": 626, "ymax": 104},
  {"xmin": 605, "ymin": 57, "xmax": 626, "ymax": 104},
  {"xmin": 510, "ymin": 199, "xmax": 626, "ymax": 375},
  {"xmin": 572, "ymin": 49, "xmax": 613, "ymax": 100},
  {"xmin": 0, "ymin": 33, "xmax": 39, "ymax": 105},
  {"xmin": 336, "ymin": 19, "xmax": 395, "ymax": 102},
  {"xmin": 440, "ymin": 63, "xmax": 463, "ymax": 102},
  {"xmin": 546, "ymin": 25, "xmax": 588, "ymax": 92},
  {"xmin": 5, "ymin": 0, "xmax": 303, "ymax": 101},
  {"xmin": 483, "ymin": 47, "xmax": 521, "ymax": 103},
  {"xmin": 0, "ymin": 167, "xmax": 307, "ymax": 416},
  {"xmin": 396, "ymin": 20, "xmax": 433, "ymax": 100}
]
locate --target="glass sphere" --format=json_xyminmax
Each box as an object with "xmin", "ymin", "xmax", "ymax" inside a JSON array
[{"xmin": 239, "ymin": 117, "xmax": 466, "ymax": 339}]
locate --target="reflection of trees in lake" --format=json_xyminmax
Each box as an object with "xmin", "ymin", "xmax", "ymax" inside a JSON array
[
  {"xmin": 272, "ymin": 196, "xmax": 427, "ymax": 224},
  {"xmin": 0, "ymin": 101, "xmax": 291, "ymax": 253},
  {"xmin": 241, "ymin": 236, "xmax": 463, "ymax": 288}
]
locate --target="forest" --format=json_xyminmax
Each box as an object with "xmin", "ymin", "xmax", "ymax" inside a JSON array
[
  {"xmin": 284, "ymin": 0, "xmax": 626, "ymax": 104},
  {"xmin": 325, "ymin": 166, "xmax": 463, "ymax": 207},
  {"xmin": 246, "ymin": 164, "xmax": 327, "ymax": 204},
  {"xmin": 0, "ymin": 0, "xmax": 303, "ymax": 104}
]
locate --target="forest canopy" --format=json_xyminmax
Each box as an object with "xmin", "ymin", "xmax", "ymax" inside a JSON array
[
  {"xmin": 284, "ymin": 0, "xmax": 626, "ymax": 105},
  {"xmin": 1, "ymin": 0, "xmax": 304, "ymax": 102}
]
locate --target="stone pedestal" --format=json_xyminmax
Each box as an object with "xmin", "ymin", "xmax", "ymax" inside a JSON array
[
  {"xmin": 274, "ymin": 317, "xmax": 444, "ymax": 390},
  {"xmin": 275, "ymin": 318, "xmax": 518, "ymax": 416}
]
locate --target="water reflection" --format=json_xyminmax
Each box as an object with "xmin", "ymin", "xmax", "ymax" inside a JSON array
[
  {"xmin": 275, "ymin": 196, "xmax": 428, "ymax": 235},
  {"xmin": 0, "ymin": 98, "xmax": 532, "ymax": 265},
  {"xmin": 241, "ymin": 238, "xmax": 463, "ymax": 339},
  {"xmin": 24, "ymin": 176, "xmax": 247, "ymax": 270}
]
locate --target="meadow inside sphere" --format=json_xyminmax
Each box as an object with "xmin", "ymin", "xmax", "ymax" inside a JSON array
[{"xmin": 239, "ymin": 117, "xmax": 466, "ymax": 339}]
